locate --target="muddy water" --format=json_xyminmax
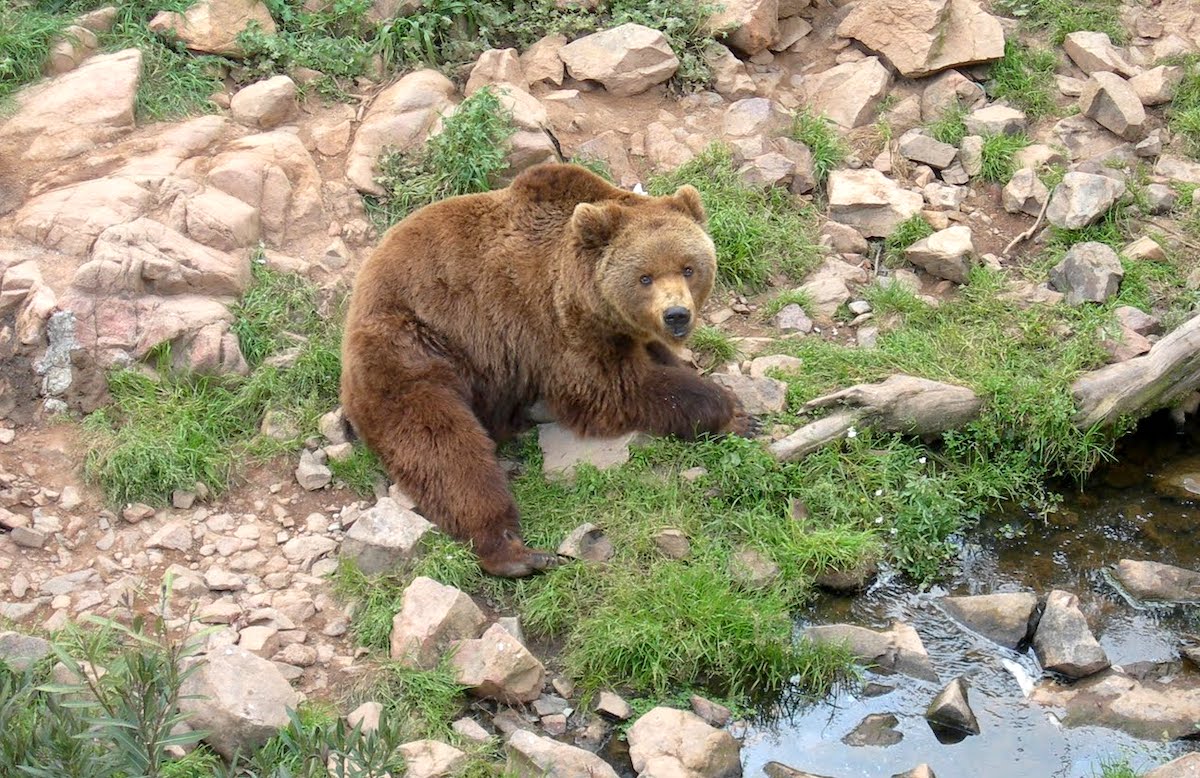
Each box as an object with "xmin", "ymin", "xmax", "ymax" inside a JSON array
[{"xmin": 742, "ymin": 418, "xmax": 1200, "ymax": 777}]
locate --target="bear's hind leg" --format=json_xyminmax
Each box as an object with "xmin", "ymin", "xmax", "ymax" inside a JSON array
[{"xmin": 342, "ymin": 323, "xmax": 560, "ymax": 577}]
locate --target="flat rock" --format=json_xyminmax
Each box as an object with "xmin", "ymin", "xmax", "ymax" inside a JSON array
[
  {"xmin": 627, "ymin": 706, "xmax": 742, "ymax": 778},
  {"xmin": 940, "ymin": 592, "xmax": 1037, "ymax": 648},
  {"xmin": 1112, "ymin": 559, "xmax": 1200, "ymax": 603},
  {"xmin": 1080, "ymin": 72, "xmax": 1146, "ymax": 141},
  {"xmin": 773, "ymin": 303, "xmax": 814, "ymax": 333},
  {"xmin": 506, "ymin": 730, "xmax": 619, "ymax": 778},
  {"xmin": 451, "ymin": 623, "xmax": 545, "ymax": 704},
  {"xmin": 925, "ymin": 677, "xmax": 980, "ymax": 736},
  {"xmin": 964, "ymin": 104, "xmax": 1026, "ymax": 136},
  {"xmin": 828, "ymin": 169, "xmax": 924, "ymax": 238},
  {"xmin": 1032, "ymin": 589, "xmax": 1110, "ymax": 679},
  {"xmin": 179, "ymin": 645, "xmax": 300, "ymax": 759},
  {"xmin": 899, "ymin": 130, "xmax": 958, "ymax": 170},
  {"xmin": 1063, "ymin": 31, "xmax": 1139, "ymax": 78},
  {"xmin": 711, "ymin": 374, "xmax": 788, "ymax": 415},
  {"xmin": 1046, "ymin": 172, "xmax": 1126, "ymax": 230},
  {"xmin": 1030, "ymin": 668, "xmax": 1200, "ymax": 740},
  {"xmin": 836, "ymin": 0, "xmax": 1004, "ymax": 77},
  {"xmin": 750, "ymin": 354, "xmax": 804, "ymax": 379},
  {"xmin": 801, "ymin": 57, "xmax": 892, "ymax": 129},
  {"xmin": 1049, "ymin": 242, "xmax": 1123, "ymax": 306},
  {"xmin": 596, "ymin": 690, "xmax": 633, "ymax": 720},
  {"xmin": 843, "ymin": 712, "xmax": 903, "ymax": 747},
  {"xmin": 149, "ymin": 0, "xmax": 276, "ymax": 57},
  {"xmin": 397, "ymin": 740, "xmax": 468, "ymax": 778},
  {"xmin": 538, "ymin": 422, "xmax": 638, "ymax": 480},
  {"xmin": 903, "ymin": 225, "xmax": 974, "ymax": 284},
  {"xmin": 559, "ymin": 23, "xmax": 678, "ymax": 97},
  {"xmin": 340, "ymin": 497, "xmax": 434, "ymax": 575},
  {"xmin": 805, "ymin": 622, "xmax": 938, "ymax": 682},
  {"xmin": 146, "ymin": 521, "xmax": 193, "ymax": 552}
]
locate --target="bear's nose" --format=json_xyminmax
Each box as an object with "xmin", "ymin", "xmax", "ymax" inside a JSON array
[{"xmin": 663, "ymin": 306, "xmax": 691, "ymax": 333}]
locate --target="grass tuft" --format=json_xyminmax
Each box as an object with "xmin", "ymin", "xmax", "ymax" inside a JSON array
[
  {"xmin": 994, "ymin": 0, "xmax": 1125, "ymax": 45},
  {"xmin": 791, "ymin": 109, "xmax": 848, "ymax": 185},
  {"xmin": 1169, "ymin": 57, "xmax": 1200, "ymax": 159},
  {"xmin": 690, "ymin": 326, "xmax": 739, "ymax": 365},
  {"xmin": 927, "ymin": 103, "xmax": 969, "ymax": 146},
  {"xmin": 0, "ymin": 5, "xmax": 65, "ymax": 104},
  {"xmin": 987, "ymin": 41, "xmax": 1059, "ymax": 120},
  {"xmin": 884, "ymin": 214, "xmax": 935, "ymax": 266},
  {"xmin": 648, "ymin": 144, "xmax": 821, "ymax": 291},
  {"xmin": 980, "ymin": 132, "xmax": 1031, "ymax": 184}
]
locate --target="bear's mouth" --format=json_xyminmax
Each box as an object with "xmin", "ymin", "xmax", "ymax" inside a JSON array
[{"xmin": 668, "ymin": 324, "xmax": 691, "ymax": 339}]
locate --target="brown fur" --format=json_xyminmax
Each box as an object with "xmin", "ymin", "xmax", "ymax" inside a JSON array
[{"xmin": 340, "ymin": 163, "xmax": 753, "ymax": 577}]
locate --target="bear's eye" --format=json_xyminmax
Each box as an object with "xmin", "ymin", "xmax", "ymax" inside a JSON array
[
  {"xmin": 640, "ymin": 275, "xmax": 653, "ymax": 286},
  {"xmin": 682, "ymin": 266, "xmax": 693, "ymax": 278}
]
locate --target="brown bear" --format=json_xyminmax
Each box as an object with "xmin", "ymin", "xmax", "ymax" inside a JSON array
[{"xmin": 340, "ymin": 162, "xmax": 754, "ymax": 577}]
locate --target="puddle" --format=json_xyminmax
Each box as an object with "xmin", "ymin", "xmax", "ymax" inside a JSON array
[{"xmin": 742, "ymin": 415, "xmax": 1200, "ymax": 776}]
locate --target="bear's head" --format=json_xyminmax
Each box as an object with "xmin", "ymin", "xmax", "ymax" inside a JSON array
[{"xmin": 572, "ymin": 185, "xmax": 716, "ymax": 344}]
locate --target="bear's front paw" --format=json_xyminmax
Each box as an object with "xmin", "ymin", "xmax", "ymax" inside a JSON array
[{"xmin": 724, "ymin": 406, "xmax": 762, "ymax": 439}]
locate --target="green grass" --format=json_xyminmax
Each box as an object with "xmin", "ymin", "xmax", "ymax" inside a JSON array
[
  {"xmin": 353, "ymin": 659, "xmax": 468, "ymax": 743},
  {"xmin": 927, "ymin": 102, "xmax": 969, "ymax": 146},
  {"xmin": 691, "ymin": 326, "xmax": 739, "ymax": 364},
  {"xmin": 1168, "ymin": 57, "xmax": 1200, "ymax": 159},
  {"xmin": 988, "ymin": 41, "xmax": 1059, "ymax": 120},
  {"xmin": 791, "ymin": 109, "xmax": 848, "ymax": 185},
  {"xmin": 884, "ymin": 214, "xmax": 935, "ymax": 266},
  {"xmin": 980, "ymin": 132, "xmax": 1031, "ymax": 184},
  {"xmin": 994, "ymin": 0, "xmax": 1126, "ymax": 45},
  {"xmin": 365, "ymin": 86, "xmax": 516, "ymax": 229},
  {"xmin": 0, "ymin": 5, "xmax": 66, "ymax": 104},
  {"xmin": 84, "ymin": 262, "xmax": 344, "ymax": 505},
  {"xmin": 328, "ymin": 443, "xmax": 386, "ymax": 496},
  {"xmin": 648, "ymin": 144, "xmax": 822, "ymax": 291},
  {"xmin": 763, "ymin": 289, "xmax": 814, "ymax": 318},
  {"xmin": 1096, "ymin": 759, "xmax": 1139, "ymax": 778}
]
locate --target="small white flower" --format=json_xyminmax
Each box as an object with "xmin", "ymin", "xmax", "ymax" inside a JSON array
[
  {"xmin": 874, "ymin": 488, "xmax": 883, "ymax": 497},
  {"xmin": 846, "ymin": 427, "xmax": 858, "ymax": 439},
  {"xmin": 874, "ymin": 516, "xmax": 883, "ymax": 524},
  {"xmin": 633, "ymin": 182, "xmax": 646, "ymax": 194},
  {"xmin": 918, "ymin": 456, "xmax": 927, "ymax": 464}
]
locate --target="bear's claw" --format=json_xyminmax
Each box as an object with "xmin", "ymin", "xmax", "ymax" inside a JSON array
[{"xmin": 481, "ymin": 547, "xmax": 565, "ymax": 578}]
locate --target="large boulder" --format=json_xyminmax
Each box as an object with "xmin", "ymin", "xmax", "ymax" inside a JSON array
[
  {"xmin": 827, "ymin": 169, "xmax": 923, "ymax": 238},
  {"xmin": 836, "ymin": 0, "xmax": 1005, "ymax": 78},
  {"xmin": 346, "ymin": 70, "xmax": 457, "ymax": 195},
  {"xmin": 1111, "ymin": 560, "xmax": 1200, "ymax": 603},
  {"xmin": 627, "ymin": 707, "xmax": 742, "ymax": 778},
  {"xmin": 179, "ymin": 646, "xmax": 300, "ymax": 759},
  {"xmin": 801, "ymin": 58, "xmax": 893, "ymax": 130},
  {"xmin": 558, "ymin": 24, "xmax": 679, "ymax": 97},
  {"xmin": 0, "ymin": 48, "xmax": 141, "ymax": 164},
  {"xmin": 710, "ymin": 0, "xmax": 780, "ymax": 56},
  {"xmin": 149, "ymin": 0, "xmax": 277, "ymax": 57},
  {"xmin": 506, "ymin": 730, "xmax": 620, "ymax": 778}
]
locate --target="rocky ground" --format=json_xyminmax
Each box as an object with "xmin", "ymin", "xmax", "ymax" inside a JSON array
[{"xmin": 4, "ymin": 0, "xmax": 1200, "ymax": 775}]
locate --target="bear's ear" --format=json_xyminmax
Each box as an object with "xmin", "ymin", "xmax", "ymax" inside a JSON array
[
  {"xmin": 667, "ymin": 184, "xmax": 707, "ymax": 226},
  {"xmin": 571, "ymin": 202, "xmax": 623, "ymax": 249}
]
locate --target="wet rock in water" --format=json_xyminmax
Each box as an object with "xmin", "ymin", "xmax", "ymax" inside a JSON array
[
  {"xmin": 1046, "ymin": 172, "xmax": 1126, "ymax": 231},
  {"xmin": 925, "ymin": 677, "xmax": 980, "ymax": 741},
  {"xmin": 397, "ymin": 740, "xmax": 468, "ymax": 778},
  {"xmin": 765, "ymin": 764, "xmax": 836, "ymax": 778},
  {"xmin": 690, "ymin": 695, "xmax": 733, "ymax": 727},
  {"xmin": 1048, "ymin": 242, "xmax": 1124, "ymax": 306},
  {"xmin": 340, "ymin": 497, "xmax": 433, "ymax": 575},
  {"xmin": 940, "ymin": 591, "xmax": 1038, "ymax": 649},
  {"xmin": 805, "ymin": 622, "xmax": 939, "ymax": 682},
  {"xmin": 1111, "ymin": 559, "xmax": 1200, "ymax": 603},
  {"xmin": 557, "ymin": 522, "xmax": 614, "ymax": 562},
  {"xmin": 842, "ymin": 712, "xmax": 903, "ymax": 747},
  {"xmin": 1032, "ymin": 590, "xmax": 1110, "ymax": 679},
  {"xmin": 1143, "ymin": 753, "xmax": 1200, "ymax": 778},
  {"xmin": 179, "ymin": 646, "xmax": 300, "ymax": 759},
  {"xmin": 538, "ymin": 422, "xmax": 638, "ymax": 480},
  {"xmin": 627, "ymin": 706, "xmax": 742, "ymax": 778},
  {"xmin": 451, "ymin": 623, "xmax": 545, "ymax": 704},
  {"xmin": 1150, "ymin": 456, "xmax": 1200, "ymax": 501},
  {"xmin": 893, "ymin": 767, "xmax": 938, "ymax": 778},
  {"xmin": 1030, "ymin": 667, "xmax": 1200, "ymax": 740},
  {"xmin": 389, "ymin": 577, "xmax": 486, "ymax": 669},
  {"xmin": 0, "ymin": 631, "xmax": 53, "ymax": 671},
  {"xmin": 813, "ymin": 556, "xmax": 879, "ymax": 593},
  {"xmin": 506, "ymin": 730, "xmax": 619, "ymax": 778},
  {"xmin": 711, "ymin": 374, "xmax": 789, "ymax": 416}
]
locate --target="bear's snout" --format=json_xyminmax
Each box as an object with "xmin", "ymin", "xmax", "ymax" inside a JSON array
[{"xmin": 663, "ymin": 306, "xmax": 692, "ymax": 338}]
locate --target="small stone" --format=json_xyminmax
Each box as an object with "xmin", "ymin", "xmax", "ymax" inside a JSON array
[
  {"xmin": 1112, "ymin": 559, "xmax": 1200, "ymax": 603},
  {"xmin": 898, "ymin": 130, "xmax": 958, "ymax": 169},
  {"xmin": 11, "ymin": 526, "xmax": 47, "ymax": 548},
  {"xmin": 122, "ymin": 503, "xmax": 155, "ymax": 523},
  {"xmin": 1122, "ymin": 236, "xmax": 1166, "ymax": 262},
  {"xmin": 506, "ymin": 730, "xmax": 619, "ymax": 778},
  {"xmin": 340, "ymin": 497, "xmax": 434, "ymax": 575},
  {"xmin": 940, "ymin": 592, "xmax": 1037, "ymax": 648},
  {"xmin": 451, "ymin": 623, "xmax": 546, "ymax": 704},
  {"xmin": 452, "ymin": 717, "xmax": 491, "ymax": 743},
  {"xmin": 690, "ymin": 694, "xmax": 732, "ymax": 727},
  {"xmin": 172, "ymin": 490, "xmax": 197, "ymax": 509},
  {"xmin": 1063, "ymin": 31, "xmax": 1140, "ymax": 78},
  {"xmin": 146, "ymin": 521, "xmax": 193, "ymax": 552},
  {"xmin": 730, "ymin": 548, "xmax": 780, "ymax": 589},
  {"xmin": 204, "ymin": 567, "xmax": 244, "ymax": 591},
  {"xmin": 347, "ymin": 701, "xmax": 382, "ymax": 734},
  {"xmin": 925, "ymin": 677, "xmax": 981, "ymax": 737},
  {"xmin": 230, "ymin": 75, "xmax": 297, "ymax": 129},
  {"xmin": 238, "ymin": 625, "xmax": 279, "ymax": 657},
  {"xmin": 556, "ymin": 522, "xmax": 614, "ymax": 562},
  {"xmin": 1003, "ymin": 169, "xmax": 1050, "ymax": 217},
  {"xmin": 1144, "ymin": 184, "xmax": 1177, "ymax": 214},
  {"xmin": 0, "ymin": 631, "xmax": 54, "ymax": 671},
  {"xmin": 904, "ymin": 225, "xmax": 975, "ymax": 284},
  {"xmin": 1046, "ymin": 172, "xmax": 1126, "ymax": 230},
  {"xmin": 596, "ymin": 691, "xmax": 632, "ymax": 720},
  {"xmin": 1129, "ymin": 66, "xmax": 1184, "ymax": 107},
  {"xmin": 390, "ymin": 577, "xmax": 486, "ymax": 668},
  {"xmin": 1049, "ymin": 242, "xmax": 1124, "ymax": 306},
  {"xmin": 773, "ymin": 303, "xmax": 814, "ymax": 333},
  {"xmin": 654, "ymin": 529, "xmax": 691, "ymax": 559},
  {"xmin": 711, "ymin": 374, "xmax": 788, "ymax": 415},
  {"xmin": 1080, "ymin": 71, "xmax": 1146, "ymax": 141},
  {"xmin": 965, "ymin": 105, "xmax": 1026, "ymax": 136},
  {"xmin": 295, "ymin": 449, "xmax": 332, "ymax": 491}
]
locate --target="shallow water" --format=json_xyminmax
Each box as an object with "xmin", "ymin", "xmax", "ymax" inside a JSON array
[{"xmin": 741, "ymin": 418, "xmax": 1200, "ymax": 777}]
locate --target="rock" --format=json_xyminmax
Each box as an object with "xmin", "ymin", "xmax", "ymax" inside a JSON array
[
  {"xmin": 1049, "ymin": 242, "xmax": 1124, "ymax": 306},
  {"xmin": 819, "ymin": 221, "xmax": 869, "ymax": 255},
  {"xmin": 45, "ymin": 24, "xmax": 99, "ymax": 75},
  {"xmin": 575, "ymin": 131, "xmax": 637, "ymax": 188},
  {"xmin": 764, "ymin": 765, "xmax": 835, "ymax": 778},
  {"xmin": 627, "ymin": 706, "xmax": 742, "ymax": 778},
  {"xmin": 506, "ymin": 730, "xmax": 619, "ymax": 778},
  {"xmin": 903, "ymin": 225, "xmax": 974, "ymax": 284},
  {"xmin": 739, "ymin": 152, "xmax": 797, "ymax": 189},
  {"xmin": 1014, "ymin": 143, "xmax": 1068, "ymax": 171},
  {"xmin": 1054, "ymin": 115, "xmax": 1125, "ymax": 161},
  {"xmin": 1046, "ymin": 172, "xmax": 1126, "ymax": 230},
  {"xmin": 347, "ymin": 701, "xmax": 382, "ymax": 734},
  {"xmin": 843, "ymin": 713, "xmax": 903, "ymax": 746},
  {"xmin": 181, "ymin": 188, "xmax": 261, "ymax": 251},
  {"xmin": 828, "ymin": 169, "xmax": 924, "ymax": 238},
  {"xmin": 730, "ymin": 548, "xmax": 780, "ymax": 589},
  {"xmin": 230, "ymin": 76, "xmax": 297, "ymax": 129},
  {"xmin": 149, "ymin": 0, "xmax": 277, "ymax": 57},
  {"xmin": 465, "ymin": 48, "xmax": 524, "ymax": 95},
  {"xmin": 836, "ymin": 0, "xmax": 1003, "ymax": 77},
  {"xmin": 1156, "ymin": 155, "xmax": 1200, "ymax": 186},
  {"xmin": 538, "ymin": 422, "xmax": 638, "ymax": 480},
  {"xmin": 179, "ymin": 646, "xmax": 300, "ymax": 760},
  {"xmin": 1063, "ymin": 31, "xmax": 1139, "ymax": 78},
  {"xmin": 318, "ymin": 408, "xmax": 348, "ymax": 444},
  {"xmin": 280, "ymin": 535, "xmax": 338, "ymax": 570},
  {"xmin": 345, "ymin": 69, "xmax": 457, "ymax": 194},
  {"xmin": 805, "ymin": 622, "xmax": 938, "ymax": 682},
  {"xmin": 397, "ymin": 740, "xmax": 468, "ymax": 778},
  {"xmin": 11, "ymin": 526, "xmax": 48, "ymax": 548},
  {"xmin": 1144, "ymin": 184, "xmax": 1178, "ymax": 214},
  {"xmin": 1033, "ymin": 589, "xmax": 1110, "ymax": 679},
  {"xmin": 452, "ymin": 717, "xmax": 490, "ymax": 743},
  {"xmin": 925, "ymin": 677, "xmax": 980, "ymax": 737},
  {"xmin": 1030, "ymin": 668, "xmax": 1200, "ymax": 741},
  {"xmin": 340, "ymin": 497, "xmax": 434, "ymax": 575},
  {"xmin": 295, "ymin": 449, "xmax": 331, "ymax": 491},
  {"xmin": 556, "ymin": 522, "xmax": 614, "ymax": 562},
  {"xmin": 921, "ymin": 70, "xmax": 986, "ymax": 121},
  {"xmin": 1122, "ymin": 236, "xmax": 1166, "ymax": 262},
  {"xmin": 655, "ymin": 529, "xmax": 691, "ymax": 559},
  {"xmin": 723, "ymin": 98, "xmax": 790, "ymax": 139},
  {"xmin": 146, "ymin": 521, "xmax": 193, "ymax": 552},
  {"xmin": 706, "ymin": 44, "xmax": 757, "ymax": 100},
  {"xmin": 774, "ymin": 303, "xmax": 814, "ymax": 333},
  {"xmin": 521, "ymin": 35, "xmax": 566, "ymax": 86},
  {"xmin": 123, "ymin": 503, "xmax": 155, "ymax": 523},
  {"xmin": 596, "ymin": 691, "xmax": 632, "ymax": 720},
  {"xmin": 558, "ymin": 24, "xmax": 679, "ymax": 97},
  {"xmin": 1080, "ymin": 72, "xmax": 1146, "ymax": 141},
  {"xmin": 940, "ymin": 592, "xmax": 1037, "ymax": 648},
  {"xmin": 1129, "ymin": 66, "xmax": 1184, "ymax": 106},
  {"xmin": 1144, "ymin": 754, "xmax": 1200, "ymax": 778},
  {"xmin": 238, "ymin": 626, "xmax": 279, "ymax": 657},
  {"xmin": 15, "ymin": 177, "xmax": 153, "ymax": 256},
  {"xmin": 813, "ymin": 557, "xmax": 879, "ymax": 593},
  {"xmin": 710, "ymin": 0, "xmax": 779, "ymax": 56},
  {"xmin": 964, "ymin": 104, "xmax": 1026, "ymax": 136},
  {"xmin": 710, "ymin": 374, "xmax": 788, "ymax": 414},
  {"xmin": 0, "ymin": 631, "xmax": 54, "ymax": 671},
  {"xmin": 1114, "ymin": 305, "xmax": 1161, "ymax": 336},
  {"xmin": 749, "ymin": 355, "xmax": 804, "ymax": 379},
  {"xmin": 204, "ymin": 567, "xmax": 244, "ymax": 592},
  {"xmin": 451, "ymin": 623, "xmax": 545, "ymax": 704},
  {"xmin": 0, "ymin": 48, "xmax": 140, "ymax": 163},
  {"xmin": 893, "ymin": 766, "xmax": 938, "ymax": 778},
  {"xmin": 1002, "ymin": 169, "xmax": 1049, "ymax": 217},
  {"xmin": 1112, "ymin": 560, "xmax": 1200, "ymax": 603},
  {"xmin": 801, "ymin": 58, "xmax": 892, "ymax": 129},
  {"xmin": 898, "ymin": 130, "xmax": 958, "ymax": 169}
]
